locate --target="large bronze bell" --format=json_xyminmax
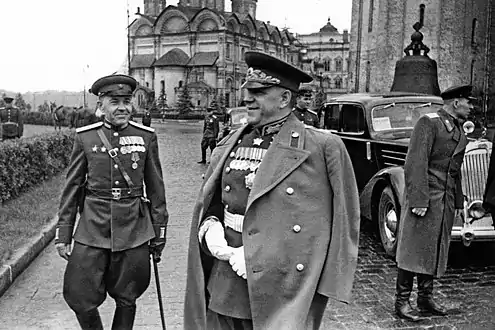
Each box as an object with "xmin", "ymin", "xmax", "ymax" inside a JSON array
[{"xmin": 390, "ymin": 10, "xmax": 441, "ymax": 96}]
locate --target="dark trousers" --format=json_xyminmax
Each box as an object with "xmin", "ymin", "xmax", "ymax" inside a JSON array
[
  {"xmin": 207, "ymin": 309, "xmax": 253, "ymax": 330},
  {"xmin": 201, "ymin": 137, "xmax": 217, "ymax": 161},
  {"xmin": 63, "ymin": 241, "xmax": 151, "ymax": 313}
]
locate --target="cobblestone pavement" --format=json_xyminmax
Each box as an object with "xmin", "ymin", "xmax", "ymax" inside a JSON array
[{"xmin": 0, "ymin": 120, "xmax": 494, "ymax": 330}]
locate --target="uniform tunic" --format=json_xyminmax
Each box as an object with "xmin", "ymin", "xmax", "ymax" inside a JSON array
[
  {"xmin": 56, "ymin": 120, "xmax": 168, "ymax": 251},
  {"xmin": 0, "ymin": 106, "xmax": 24, "ymax": 139},
  {"xmin": 396, "ymin": 109, "xmax": 467, "ymax": 276},
  {"xmin": 201, "ymin": 117, "xmax": 286, "ymax": 319},
  {"xmin": 292, "ymin": 106, "xmax": 319, "ymax": 128}
]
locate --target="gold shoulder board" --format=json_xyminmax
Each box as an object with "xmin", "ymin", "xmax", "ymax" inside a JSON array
[
  {"xmin": 129, "ymin": 120, "xmax": 155, "ymax": 132},
  {"xmin": 76, "ymin": 122, "xmax": 103, "ymax": 133}
]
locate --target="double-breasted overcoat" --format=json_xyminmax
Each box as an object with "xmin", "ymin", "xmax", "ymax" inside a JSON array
[
  {"xmin": 184, "ymin": 114, "xmax": 360, "ymax": 329},
  {"xmin": 396, "ymin": 109, "xmax": 467, "ymax": 276}
]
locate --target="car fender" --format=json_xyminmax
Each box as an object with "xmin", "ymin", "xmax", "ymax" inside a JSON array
[{"xmin": 360, "ymin": 166, "xmax": 405, "ymax": 221}]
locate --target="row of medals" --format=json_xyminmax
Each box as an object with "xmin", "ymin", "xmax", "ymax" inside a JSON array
[
  {"xmin": 120, "ymin": 136, "xmax": 146, "ymax": 170},
  {"xmin": 231, "ymin": 144, "xmax": 268, "ymax": 190}
]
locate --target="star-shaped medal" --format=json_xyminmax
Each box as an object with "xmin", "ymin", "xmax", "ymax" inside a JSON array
[
  {"xmin": 92, "ymin": 145, "xmax": 98, "ymax": 152},
  {"xmin": 253, "ymin": 138, "xmax": 263, "ymax": 146}
]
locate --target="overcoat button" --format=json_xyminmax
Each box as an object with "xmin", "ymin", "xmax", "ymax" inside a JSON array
[
  {"xmin": 113, "ymin": 132, "xmax": 119, "ymax": 137},
  {"xmin": 286, "ymin": 187, "xmax": 294, "ymax": 195},
  {"xmin": 115, "ymin": 181, "xmax": 120, "ymax": 185},
  {"xmin": 230, "ymin": 152, "xmax": 236, "ymax": 158},
  {"xmin": 226, "ymin": 167, "xmax": 231, "ymax": 173},
  {"xmin": 225, "ymin": 204, "xmax": 229, "ymax": 209},
  {"xmin": 296, "ymin": 264, "xmax": 304, "ymax": 271},
  {"xmin": 293, "ymin": 225, "xmax": 301, "ymax": 233},
  {"xmin": 114, "ymin": 164, "xmax": 118, "ymax": 169},
  {"xmin": 224, "ymin": 185, "xmax": 231, "ymax": 192}
]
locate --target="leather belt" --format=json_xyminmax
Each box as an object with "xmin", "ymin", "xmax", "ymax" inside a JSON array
[
  {"xmin": 224, "ymin": 210, "xmax": 244, "ymax": 233},
  {"xmin": 86, "ymin": 187, "xmax": 144, "ymax": 200}
]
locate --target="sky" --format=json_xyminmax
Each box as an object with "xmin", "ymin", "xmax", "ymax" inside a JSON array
[{"xmin": 0, "ymin": 0, "xmax": 352, "ymax": 93}]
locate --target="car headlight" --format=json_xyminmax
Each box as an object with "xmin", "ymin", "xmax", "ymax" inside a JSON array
[{"xmin": 468, "ymin": 200, "xmax": 486, "ymax": 219}]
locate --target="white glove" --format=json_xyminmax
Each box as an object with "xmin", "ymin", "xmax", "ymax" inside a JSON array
[
  {"xmin": 229, "ymin": 246, "xmax": 247, "ymax": 279},
  {"xmin": 204, "ymin": 221, "xmax": 235, "ymax": 261}
]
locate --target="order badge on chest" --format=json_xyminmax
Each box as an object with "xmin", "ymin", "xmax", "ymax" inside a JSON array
[{"xmin": 119, "ymin": 136, "xmax": 146, "ymax": 170}]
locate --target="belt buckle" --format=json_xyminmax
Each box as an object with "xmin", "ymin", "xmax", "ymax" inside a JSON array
[
  {"xmin": 108, "ymin": 148, "xmax": 118, "ymax": 158},
  {"xmin": 112, "ymin": 188, "xmax": 122, "ymax": 200}
]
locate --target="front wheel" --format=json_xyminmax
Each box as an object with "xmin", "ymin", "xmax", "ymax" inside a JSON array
[{"xmin": 378, "ymin": 186, "xmax": 400, "ymax": 257}]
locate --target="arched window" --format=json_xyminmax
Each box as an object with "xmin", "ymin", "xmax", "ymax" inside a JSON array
[
  {"xmin": 368, "ymin": 0, "xmax": 375, "ymax": 32},
  {"xmin": 471, "ymin": 18, "xmax": 478, "ymax": 46},
  {"xmin": 365, "ymin": 61, "xmax": 371, "ymax": 92},
  {"xmin": 334, "ymin": 76, "xmax": 343, "ymax": 89},
  {"xmin": 324, "ymin": 59, "xmax": 331, "ymax": 72},
  {"xmin": 335, "ymin": 58, "xmax": 343, "ymax": 72},
  {"xmin": 160, "ymin": 80, "xmax": 165, "ymax": 92}
]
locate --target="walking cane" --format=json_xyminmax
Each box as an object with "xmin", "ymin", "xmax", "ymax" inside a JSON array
[{"xmin": 152, "ymin": 255, "xmax": 167, "ymax": 330}]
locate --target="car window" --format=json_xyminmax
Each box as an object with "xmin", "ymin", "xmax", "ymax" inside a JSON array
[
  {"xmin": 341, "ymin": 104, "xmax": 366, "ymax": 134},
  {"xmin": 323, "ymin": 104, "xmax": 340, "ymax": 131},
  {"xmin": 371, "ymin": 102, "xmax": 443, "ymax": 131}
]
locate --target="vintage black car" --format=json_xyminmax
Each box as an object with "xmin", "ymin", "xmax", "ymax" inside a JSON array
[
  {"xmin": 219, "ymin": 106, "xmax": 248, "ymax": 140},
  {"xmin": 321, "ymin": 92, "xmax": 495, "ymax": 256}
]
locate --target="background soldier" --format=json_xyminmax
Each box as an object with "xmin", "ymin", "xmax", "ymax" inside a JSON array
[
  {"xmin": 55, "ymin": 74, "xmax": 168, "ymax": 330},
  {"xmin": 0, "ymin": 95, "xmax": 24, "ymax": 140},
  {"xmin": 292, "ymin": 84, "xmax": 320, "ymax": 128},
  {"xmin": 142, "ymin": 109, "xmax": 152, "ymax": 127},
  {"xmin": 184, "ymin": 51, "xmax": 360, "ymax": 329},
  {"xmin": 197, "ymin": 106, "xmax": 219, "ymax": 164},
  {"xmin": 394, "ymin": 85, "xmax": 474, "ymax": 321}
]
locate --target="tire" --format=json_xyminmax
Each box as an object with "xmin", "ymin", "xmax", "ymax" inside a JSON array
[{"xmin": 378, "ymin": 186, "xmax": 400, "ymax": 257}]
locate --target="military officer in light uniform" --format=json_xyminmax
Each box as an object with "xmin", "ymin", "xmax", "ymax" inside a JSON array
[
  {"xmin": 292, "ymin": 84, "xmax": 320, "ymax": 128},
  {"xmin": 394, "ymin": 84, "xmax": 474, "ymax": 321},
  {"xmin": 55, "ymin": 74, "xmax": 169, "ymax": 330},
  {"xmin": 185, "ymin": 51, "xmax": 360, "ymax": 330},
  {"xmin": 198, "ymin": 106, "xmax": 220, "ymax": 164},
  {"xmin": 0, "ymin": 95, "xmax": 24, "ymax": 140}
]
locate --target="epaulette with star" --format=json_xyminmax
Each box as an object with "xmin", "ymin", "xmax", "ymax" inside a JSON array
[
  {"xmin": 129, "ymin": 120, "xmax": 155, "ymax": 132},
  {"xmin": 76, "ymin": 121, "xmax": 103, "ymax": 133}
]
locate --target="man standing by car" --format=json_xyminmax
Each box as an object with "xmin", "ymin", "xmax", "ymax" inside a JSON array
[
  {"xmin": 0, "ymin": 95, "xmax": 24, "ymax": 140},
  {"xmin": 198, "ymin": 106, "xmax": 219, "ymax": 164},
  {"xmin": 55, "ymin": 74, "xmax": 168, "ymax": 330},
  {"xmin": 395, "ymin": 84, "xmax": 474, "ymax": 321},
  {"xmin": 184, "ymin": 51, "xmax": 360, "ymax": 329},
  {"xmin": 292, "ymin": 84, "xmax": 320, "ymax": 128}
]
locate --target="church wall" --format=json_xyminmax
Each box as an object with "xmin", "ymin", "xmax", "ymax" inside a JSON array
[{"xmin": 154, "ymin": 66, "xmax": 186, "ymax": 106}]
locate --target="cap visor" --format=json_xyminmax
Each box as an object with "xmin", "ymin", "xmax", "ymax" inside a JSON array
[{"xmin": 241, "ymin": 81, "xmax": 275, "ymax": 90}]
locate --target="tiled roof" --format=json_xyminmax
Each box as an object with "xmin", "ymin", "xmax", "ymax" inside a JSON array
[
  {"xmin": 187, "ymin": 52, "xmax": 219, "ymax": 67},
  {"xmin": 130, "ymin": 54, "xmax": 155, "ymax": 69},
  {"xmin": 154, "ymin": 48, "xmax": 190, "ymax": 66}
]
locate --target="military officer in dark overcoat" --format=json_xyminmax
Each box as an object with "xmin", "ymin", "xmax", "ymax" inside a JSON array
[
  {"xmin": 292, "ymin": 84, "xmax": 320, "ymax": 128},
  {"xmin": 55, "ymin": 74, "xmax": 169, "ymax": 330},
  {"xmin": 394, "ymin": 84, "xmax": 474, "ymax": 321},
  {"xmin": 198, "ymin": 106, "xmax": 220, "ymax": 164},
  {"xmin": 184, "ymin": 51, "xmax": 360, "ymax": 329},
  {"xmin": 142, "ymin": 110, "xmax": 152, "ymax": 127},
  {"xmin": 0, "ymin": 95, "xmax": 24, "ymax": 140}
]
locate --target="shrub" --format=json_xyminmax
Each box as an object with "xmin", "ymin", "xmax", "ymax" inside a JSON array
[
  {"xmin": 0, "ymin": 131, "xmax": 74, "ymax": 203},
  {"xmin": 23, "ymin": 112, "xmax": 58, "ymax": 126}
]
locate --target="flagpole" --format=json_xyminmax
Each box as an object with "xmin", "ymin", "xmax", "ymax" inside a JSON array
[{"xmin": 127, "ymin": 0, "xmax": 131, "ymax": 75}]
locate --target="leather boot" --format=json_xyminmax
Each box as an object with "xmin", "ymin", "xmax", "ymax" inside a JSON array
[
  {"xmin": 395, "ymin": 268, "xmax": 422, "ymax": 322},
  {"xmin": 111, "ymin": 305, "xmax": 137, "ymax": 330},
  {"xmin": 417, "ymin": 274, "xmax": 448, "ymax": 316},
  {"xmin": 75, "ymin": 309, "xmax": 103, "ymax": 330}
]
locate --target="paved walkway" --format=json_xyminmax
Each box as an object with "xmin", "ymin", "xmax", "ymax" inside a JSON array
[{"xmin": 0, "ymin": 121, "xmax": 494, "ymax": 329}]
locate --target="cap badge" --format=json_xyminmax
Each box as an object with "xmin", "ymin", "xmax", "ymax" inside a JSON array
[
  {"xmin": 118, "ymin": 84, "xmax": 124, "ymax": 89},
  {"xmin": 246, "ymin": 67, "xmax": 281, "ymax": 85}
]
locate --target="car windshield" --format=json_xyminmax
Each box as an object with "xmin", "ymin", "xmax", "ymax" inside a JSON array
[
  {"xmin": 229, "ymin": 108, "xmax": 248, "ymax": 126},
  {"xmin": 371, "ymin": 102, "xmax": 443, "ymax": 131}
]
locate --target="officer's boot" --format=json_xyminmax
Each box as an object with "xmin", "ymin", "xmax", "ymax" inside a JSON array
[
  {"xmin": 395, "ymin": 268, "xmax": 422, "ymax": 322},
  {"xmin": 75, "ymin": 308, "xmax": 103, "ymax": 330},
  {"xmin": 198, "ymin": 148, "xmax": 207, "ymax": 164},
  {"xmin": 111, "ymin": 305, "xmax": 137, "ymax": 330},
  {"xmin": 417, "ymin": 274, "xmax": 448, "ymax": 316}
]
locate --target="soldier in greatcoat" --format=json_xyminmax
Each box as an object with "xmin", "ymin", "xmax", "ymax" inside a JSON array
[
  {"xmin": 394, "ymin": 84, "xmax": 475, "ymax": 321},
  {"xmin": 198, "ymin": 106, "xmax": 220, "ymax": 164},
  {"xmin": 55, "ymin": 74, "xmax": 169, "ymax": 330},
  {"xmin": 292, "ymin": 84, "xmax": 320, "ymax": 128},
  {"xmin": 0, "ymin": 96, "xmax": 24, "ymax": 140},
  {"xmin": 184, "ymin": 51, "xmax": 360, "ymax": 330}
]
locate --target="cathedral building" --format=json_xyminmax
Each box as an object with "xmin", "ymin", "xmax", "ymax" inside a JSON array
[
  {"xmin": 128, "ymin": 0, "xmax": 299, "ymax": 110},
  {"xmin": 349, "ymin": 0, "xmax": 494, "ymax": 115},
  {"xmin": 296, "ymin": 18, "xmax": 351, "ymax": 101}
]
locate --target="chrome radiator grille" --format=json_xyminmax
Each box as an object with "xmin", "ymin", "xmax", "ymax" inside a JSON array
[{"xmin": 461, "ymin": 147, "xmax": 491, "ymax": 202}]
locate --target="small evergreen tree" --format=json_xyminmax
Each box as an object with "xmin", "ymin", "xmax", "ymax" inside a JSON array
[
  {"xmin": 156, "ymin": 88, "xmax": 168, "ymax": 112},
  {"xmin": 14, "ymin": 93, "xmax": 27, "ymax": 110},
  {"xmin": 0, "ymin": 92, "xmax": 6, "ymax": 108},
  {"xmin": 177, "ymin": 87, "xmax": 193, "ymax": 114}
]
